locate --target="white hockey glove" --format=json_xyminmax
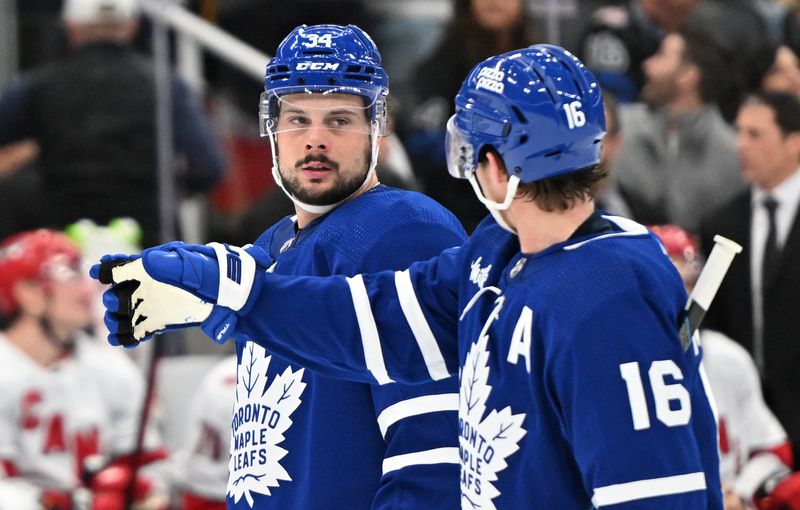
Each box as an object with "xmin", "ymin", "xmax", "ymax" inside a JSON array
[{"xmin": 90, "ymin": 242, "xmax": 268, "ymax": 347}]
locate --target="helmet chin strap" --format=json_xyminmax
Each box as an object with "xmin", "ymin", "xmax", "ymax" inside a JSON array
[
  {"xmin": 468, "ymin": 174, "xmax": 520, "ymax": 234},
  {"xmin": 268, "ymin": 123, "xmax": 381, "ymax": 215}
]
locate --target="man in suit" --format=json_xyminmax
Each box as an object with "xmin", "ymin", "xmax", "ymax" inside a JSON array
[{"xmin": 700, "ymin": 90, "xmax": 800, "ymax": 468}]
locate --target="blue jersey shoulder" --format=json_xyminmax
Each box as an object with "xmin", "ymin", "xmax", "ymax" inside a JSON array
[
  {"xmin": 511, "ymin": 215, "xmax": 687, "ymax": 343},
  {"xmin": 319, "ymin": 186, "xmax": 464, "ymax": 254}
]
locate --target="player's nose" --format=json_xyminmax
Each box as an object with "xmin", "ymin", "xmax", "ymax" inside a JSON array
[{"xmin": 303, "ymin": 125, "xmax": 329, "ymax": 151}]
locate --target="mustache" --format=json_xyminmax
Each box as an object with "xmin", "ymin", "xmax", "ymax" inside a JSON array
[{"xmin": 295, "ymin": 154, "xmax": 340, "ymax": 170}]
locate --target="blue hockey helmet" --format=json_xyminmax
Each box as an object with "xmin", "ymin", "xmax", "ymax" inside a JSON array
[
  {"xmin": 260, "ymin": 24, "xmax": 389, "ymax": 137},
  {"xmin": 445, "ymin": 44, "xmax": 605, "ymax": 210},
  {"xmin": 259, "ymin": 24, "xmax": 390, "ymax": 214}
]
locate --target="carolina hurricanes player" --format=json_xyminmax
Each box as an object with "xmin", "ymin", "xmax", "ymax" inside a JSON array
[
  {"xmin": 174, "ymin": 355, "xmax": 236, "ymax": 510},
  {"xmin": 0, "ymin": 230, "xmax": 167, "ymax": 510},
  {"xmin": 651, "ymin": 225, "xmax": 800, "ymax": 510}
]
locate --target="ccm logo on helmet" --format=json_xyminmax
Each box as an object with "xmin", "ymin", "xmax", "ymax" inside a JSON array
[{"xmin": 296, "ymin": 62, "xmax": 341, "ymax": 71}]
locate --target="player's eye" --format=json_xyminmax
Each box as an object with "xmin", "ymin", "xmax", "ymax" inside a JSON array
[
  {"xmin": 288, "ymin": 115, "xmax": 310, "ymax": 126},
  {"xmin": 328, "ymin": 117, "xmax": 351, "ymax": 128}
]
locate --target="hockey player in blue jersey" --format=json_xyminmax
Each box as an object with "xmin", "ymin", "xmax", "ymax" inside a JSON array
[
  {"xmin": 92, "ymin": 44, "xmax": 723, "ymax": 508},
  {"xmin": 112, "ymin": 24, "xmax": 465, "ymax": 509}
]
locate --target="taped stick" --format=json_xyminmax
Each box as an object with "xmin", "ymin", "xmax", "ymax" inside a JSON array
[{"xmin": 679, "ymin": 235, "xmax": 743, "ymax": 351}]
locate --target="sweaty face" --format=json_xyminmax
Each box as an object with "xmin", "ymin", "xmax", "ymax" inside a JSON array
[
  {"xmin": 274, "ymin": 93, "xmax": 373, "ymax": 206},
  {"xmin": 640, "ymin": 34, "xmax": 685, "ymax": 107},
  {"xmin": 735, "ymin": 103, "xmax": 800, "ymax": 191}
]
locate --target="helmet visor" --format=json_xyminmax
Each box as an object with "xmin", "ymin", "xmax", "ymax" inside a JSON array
[
  {"xmin": 260, "ymin": 86, "xmax": 380, "ymax": 137},
  {"xmin": 445, "ymin": 115, "xmax": 475, "ymax": 179}
]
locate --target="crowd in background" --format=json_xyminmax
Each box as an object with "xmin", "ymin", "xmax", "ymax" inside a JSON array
[
  {"xmin": 4, "ymin": 0, "xmax": 799, "ymax": 240},
  {"xmin": 3, "ymin": 0, "xmax": 800, "ymax": 508}
]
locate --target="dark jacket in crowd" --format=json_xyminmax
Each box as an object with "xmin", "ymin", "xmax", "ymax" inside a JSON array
[{"xmin": 0, "ymin": 41, "xmax": 226, "ymax": 247}]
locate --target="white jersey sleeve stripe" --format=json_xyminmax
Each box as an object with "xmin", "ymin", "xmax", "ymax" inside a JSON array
[
  {"xmin": 382, "ymin": 447, "xmax": 460, "ymax": 476},
  {"xmin": 346, "ymin": 275, "xmax": 394, "ymax": 385},
  {"xmin": 376, "ymin": 393, "xmax": 459, "ymax": 438},
  {"xmin": 592, "ymin": 472, "xmax": 707, "ymax": 506},
  {"xmin": 394, "ymin": 270, "xmax": 450, "ymax": 381}
]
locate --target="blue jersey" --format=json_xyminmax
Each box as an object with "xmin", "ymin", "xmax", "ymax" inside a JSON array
[
  {"xmin": 233, "ymin": 210, "xmax": 723, "ymax": 509},
  {"xmin": 226, "ymin": 185, "xmax": 465, "ymax": 509}
]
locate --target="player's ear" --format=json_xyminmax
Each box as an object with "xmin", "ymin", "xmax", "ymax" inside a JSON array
[{"xmin": 485, "ymin": 150, "xmax": 509, "ymax": 186}]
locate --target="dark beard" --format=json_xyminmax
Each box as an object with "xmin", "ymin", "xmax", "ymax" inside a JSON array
[{"xmin": 279, "ymin": 149, "xmax": 371, "ymax": 206}]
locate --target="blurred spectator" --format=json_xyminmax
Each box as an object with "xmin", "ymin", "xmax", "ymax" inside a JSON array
[
  {"xmin": 0, "ymin": 229, "xmax": 168, "ymax": 510},
  {"xmin": 700, "ymin": 91, "xmax": 800, "ymax": 470},
  {"xmin": 0, "ymin": 142, "xmax": 45, "ymax": 240},
  {"xmin": 173, "ymin": 356, "xmax": 236, "ymax": 510},
  {"xmin": 737, "ymin": 41, "xmax": 800, "ymax": 103},
  {"xmin": 651, "ymin": 224, "xmax": 800, "ymax": 510},
  {"xmin": 0, "ymin": 0, "xmax": 226, "ymax": 248},
  {"xmin": 577, "ymin": 0, "xmax": 769, "ymax": 106},
  {"xmin": 595, "ymin": 90, "xmax": 633, "ymax": 217},
  {"xmin": 784, "ymin": 2, "xmax": 800, "ymax": 61},
  {"xmin": 611, "ymin": 26, "xmax": 744, "ymax": 232},
  {"xmin": 762, "ymin": 45, "xmax": 800, "ymax": 98},
  {"xmin": 401, "ymin": 0, "xmax": 539, "ymax": 233}
]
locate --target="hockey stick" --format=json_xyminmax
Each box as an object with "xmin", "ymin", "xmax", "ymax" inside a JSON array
[
  {"xmin": 124, "ymin": 339, "xmax": 164, "ymax": 510},
  {"xmin": 678, "ymin": 235, "xmax": 743, "ymax": 351}
]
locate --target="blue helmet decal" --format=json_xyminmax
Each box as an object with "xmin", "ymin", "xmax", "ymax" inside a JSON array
[
  {"xmin": 447, "ymin": 44, "xmax": 606, "ymax": 184},
  {"xmin": 261, "ymin": 24, "xmax": 389, "ymax": 136}
]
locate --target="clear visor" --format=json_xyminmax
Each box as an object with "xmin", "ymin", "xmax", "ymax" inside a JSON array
[
  {"xmin": 260, "ymin": 87, "xmax": 380, "ymax": 137},
  {"xmin": 445, "ymin": 115, "xmax": 475, "ymax": 179}
]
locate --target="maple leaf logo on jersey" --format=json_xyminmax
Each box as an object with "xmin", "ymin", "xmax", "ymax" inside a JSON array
[
  {"xmin": 227, "ymin": 342, "xmax": 307, "ymax": 507},
  {"xmin": 459, "ymin": 322, "xmax": 526, "ymax": 509}
]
